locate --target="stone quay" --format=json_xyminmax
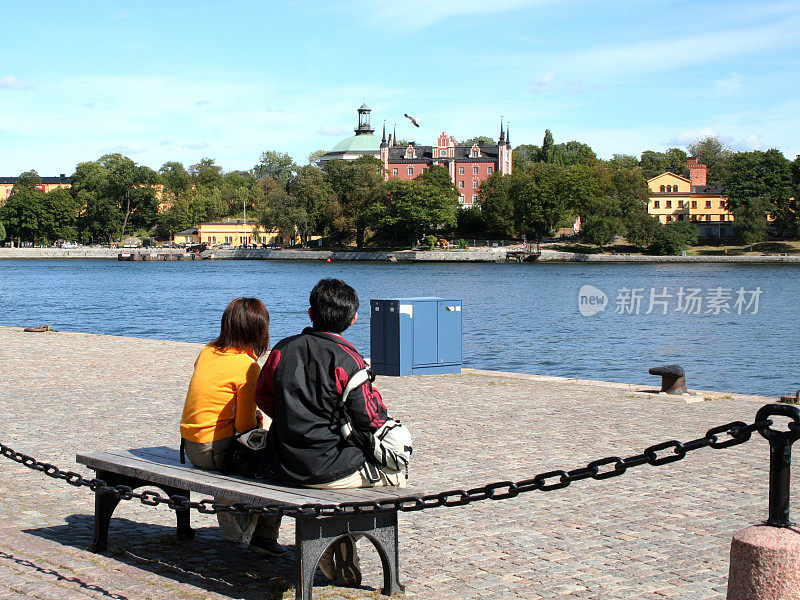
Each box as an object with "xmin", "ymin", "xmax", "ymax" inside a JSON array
[{"xmin": 0, "ymin": 325, "xmax": 782, "ymax": 599}]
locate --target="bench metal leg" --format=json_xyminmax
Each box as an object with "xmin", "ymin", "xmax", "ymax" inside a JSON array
[
  {"xmin": 88, "ymin": 470, "xmax": 194, "ymax": 552},
  {"xmin": 295, "ymin": 510, "xmax": 404, "ymax": 600},
  {"xmin": 160, "ymin": 484, "xmax": 194, "ymax": 541}
]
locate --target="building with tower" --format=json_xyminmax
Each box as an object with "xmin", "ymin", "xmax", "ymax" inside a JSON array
[{"xmin": 319, "ymin": 103, "xmax": 513, "ymax": 206}]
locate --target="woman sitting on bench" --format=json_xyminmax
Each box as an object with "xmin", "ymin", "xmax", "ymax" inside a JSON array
[{"xmin": 179, "ymin": 297, "xmax": 285, "ymax": 556}]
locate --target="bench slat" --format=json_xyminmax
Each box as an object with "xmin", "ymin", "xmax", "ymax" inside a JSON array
[{"xmin": 77, "ymin": 448, "xmax": 410, "ymax": 508}]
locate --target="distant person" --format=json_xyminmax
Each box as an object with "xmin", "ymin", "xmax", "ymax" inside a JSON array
[
  {"xmin": 255, "ymin": 278, "xmax": 408, "ymax": 585},
  {"xmin": 180, "ymin": 297, "xmax": 285, "ymax": 556}
]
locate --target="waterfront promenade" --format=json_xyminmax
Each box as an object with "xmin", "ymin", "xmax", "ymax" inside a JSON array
[{"xmin": 0, "ymin": 326, "xmax": 785, "ymax": 599}]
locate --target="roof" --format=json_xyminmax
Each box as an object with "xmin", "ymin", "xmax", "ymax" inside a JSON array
[
  {"xmin": 0, "ymin": 175, "xmax": 71, "ymax": 184},
  {"xmin": 328, "ymin": 133, "xmax": 382, "ymax": 153},
  {"xmin": 691, "ymin": 185, "xmax": 725, "ymax": 194},
  {"xmin": 647, "ymin": 171, "xmax": 691, "ymax": 183},
  {"xmin": 387, "ymin": 144, "xmax": 502, "ymax": 163},
  {"xmin": 174, "ymin": 227, "xmax": 198, "ymax": 236}
]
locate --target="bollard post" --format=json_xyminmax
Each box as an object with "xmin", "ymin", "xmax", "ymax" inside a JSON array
[{"xmin": 727, "ymin": 403, "xmax": 800, "ymax": 600}]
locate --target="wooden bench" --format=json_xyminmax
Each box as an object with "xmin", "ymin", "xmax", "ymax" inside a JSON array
[{"xmin": 76, "ymin": 446, "xmax": 407, "ymax": 600}]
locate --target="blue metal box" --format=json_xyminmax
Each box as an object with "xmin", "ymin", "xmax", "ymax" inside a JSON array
[{"xmin": 370, "ymin": 297, "xmax": 462, "ymax": 376}]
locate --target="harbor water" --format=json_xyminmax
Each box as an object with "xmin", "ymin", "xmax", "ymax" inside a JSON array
[{"xmin": 1, "ymin": 259, "xmax": 797, "ymax": 397}]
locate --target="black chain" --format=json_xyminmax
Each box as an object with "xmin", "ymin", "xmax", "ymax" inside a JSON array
[{"xmin": 0, "ymin": 419, "xmax": 768, "ymax": 518}]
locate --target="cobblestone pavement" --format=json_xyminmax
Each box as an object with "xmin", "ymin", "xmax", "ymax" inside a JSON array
[{"xmin": 0, "ymin": 326, "xmax": 790, "ymax": 599}]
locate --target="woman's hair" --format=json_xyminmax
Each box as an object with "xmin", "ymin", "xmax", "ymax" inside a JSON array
[{"xmin": 210, "ymin": 297, "xmax": 270, "ymax": 358}]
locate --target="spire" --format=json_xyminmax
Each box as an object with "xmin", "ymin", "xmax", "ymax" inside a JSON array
[
  {"xmin": 355, "ymin": 101, "xmax": 374, "ymax": 135},
  {"xmin": 499, "ymin": 116, "xmax": 505, "ymax": 144},
  {"xmin": 506, "ymin": 122, "xmax": 510, "ymax": 146},
  {"xmin": 393, "ymin": 124, "xmax": 397, "ymax": 146},
  {"xmin": 381, "ymin": 121, "xmax": 386, "ymax": 143}
]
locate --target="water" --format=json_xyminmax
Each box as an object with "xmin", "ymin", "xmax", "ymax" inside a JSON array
[{"xmin": 1, "ymin": 259, "xmax": 798, "ymax": 397}]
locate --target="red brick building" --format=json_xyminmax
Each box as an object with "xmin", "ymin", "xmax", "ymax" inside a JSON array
[{"xmin": 319, "ymin": 104, "xmax": 513, "ymax": 206}]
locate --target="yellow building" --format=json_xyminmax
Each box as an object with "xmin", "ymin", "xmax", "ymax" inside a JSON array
[
  {"xmin": 0, "ymin": 175, "xmax": 72, "ymax": 205},
  {"xmin": 646, "ymin": 158, "xmax": 734, "ymax": 238},
  {"xmin": 176, "ymin": 219, "xmax": 322, "ymax": 247}
]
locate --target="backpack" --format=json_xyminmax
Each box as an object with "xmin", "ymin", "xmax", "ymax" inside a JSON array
[{"xmin": 338, "ymin": 368, "xmax": 413, "ymax": 472}]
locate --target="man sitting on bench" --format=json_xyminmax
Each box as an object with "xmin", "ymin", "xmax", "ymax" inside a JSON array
[{"xmin": 254, "ymin": 278, "xmax": 407, "ymax": 586}]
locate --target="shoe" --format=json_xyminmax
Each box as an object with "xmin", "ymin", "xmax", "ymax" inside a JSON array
[
  {"xmin": 318, "ymin": 535, "xmax": 361, "ymax": 586},
  {"xmin": 249, "ymin": 535, "xmax": 288, "ymax": 557}
]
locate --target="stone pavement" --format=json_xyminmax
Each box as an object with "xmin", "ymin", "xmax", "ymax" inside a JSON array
[{"xmin": 0, "ymin": 326, "xmax": 789, "ymax": 600}]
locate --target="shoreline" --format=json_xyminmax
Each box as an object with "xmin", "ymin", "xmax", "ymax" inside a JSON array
[{"xmin": 2, "ymin": 246, "xmax": 800, "ymax": 264}]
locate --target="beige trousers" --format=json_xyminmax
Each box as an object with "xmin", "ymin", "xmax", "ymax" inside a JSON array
[{"xmin": 306, "ymin": 463, "xmax": 407, "ymax": 489}]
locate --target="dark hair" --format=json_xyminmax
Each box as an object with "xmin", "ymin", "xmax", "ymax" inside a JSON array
[
  {"xmin": 210, "ymin": 297, "xmax": 270, "ymax": 358},
  {"xmin": 309, "ymin": 278, "xmax": 359, "ymax": 333}
]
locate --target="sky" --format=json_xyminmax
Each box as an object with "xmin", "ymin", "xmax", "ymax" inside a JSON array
[{"xmin": 1, "ymin": 0, "xmax": 799, "ymax": 176}]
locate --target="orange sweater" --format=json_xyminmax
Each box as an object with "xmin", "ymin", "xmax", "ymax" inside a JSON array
[{"xmin": 180, "ymin": 345, "xmax": 261, "ymax": 444}]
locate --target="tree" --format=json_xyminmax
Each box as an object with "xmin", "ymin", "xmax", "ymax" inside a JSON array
[
  {"xmin": 479, "ymin": 172, "xmax": 516, "ymax": 237},
  {"xmin": 0, "ymin": 173, "xmax": 50, "ymax": 244},
  {"xmin": 607, "ymin": 154, "xmax": 639, "ymax": 169},
  {"xmin": 639, "ymin": 148, "xmax": 687, "ymax": 180},
  {"xmin": 539, "ymin": 129, "xmax": 555, "ymax": 163},
  {"xmin": 189, "ymin": 158, "xmax": 223, "ymax": 188},
  {"xmin": 0, "ymin": 220, "xmax": 5, "ymax": 243},
  {"xmin": 733, "ymin": 199, "xmax": 770, "ymax": 246},
  {"xmin": 650, "ymin": 221, "xmax": 698, "ymax": 255},
  {"xmin": 253, "ymin": 150, "xmax": 296, "ymax": 184},
  {"xmin": 625, "ymin": 211, "xmax": 662, "ymax": 250},
  {"xmin": 45, "ymin": 187, "xmax": 80, "ymax": 241},
  {"xmin": 581, "ymin": 198, "xmax": 624, "ymax": 250},
  {"xmin": 375, "ymin": 178, "xmax": 458, "ymax": 246},
  {"xmin": 287, "ymin": 165, "xmax": 336, "ymax": 240},
  {"xmin": 414, "ymin": 165, "xmax": 459, "ymax": 200},
  {"xmin": 512, "ymin": 144, "xmax": 539, "ymax": 171},
  {"xmin": 159, "ymin": 162, "xmax": 192, "ymax": 199},
  {"xmin": 256, "ymin": 186, "xmax": 307, "ymax": 246},
  {"xmin": 687, "ymin": 137, "xmax": 731, "ymax": 185},
  {"xmin": 307, "ymin": 149, "xmax": 327, "ymax": 167},
  {"xmin": 555, "ymin": 141, "xmax": 597, "ymax": 166},
  {"xmin": 323, "ymin": 156, "xmax": 385, "ymax": 248},
  {"xmin": 460, "ymin": 136, "xmax": 495, "ymax": 146}
]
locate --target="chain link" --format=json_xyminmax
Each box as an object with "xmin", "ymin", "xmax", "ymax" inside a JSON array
[{"xmin": 0, "ymin": 418, "xmax": 769, "ymax": 518}]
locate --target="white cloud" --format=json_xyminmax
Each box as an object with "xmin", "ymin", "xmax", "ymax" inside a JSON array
[
  {"xmin": 317, "ymin": 125, "xmax": 345, "ymax": 135},
  {"xmin": 733, "ymin": 134, "xmax": 764, "ymax": 151},
  {"xmin": 182, "ymin": 142, "xmax": 209, "ymax": 150},
  {"xmin": 528, "ymin": 72, "xmax": 556, "ymax": 94},
  {"xmin": 195, "ymin": 100, "xmax": 210, "ymax": 107},
  {"xmin": 0, "ymin": 75, "xmax": 31, "ymax": 90},
  {"xmin": 666, "ymin": 128, "xmax": 724, "ymax": 147}
]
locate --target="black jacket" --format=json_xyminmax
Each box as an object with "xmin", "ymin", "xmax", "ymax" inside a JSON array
[{"xmin": 254, "ymin": 328, "xmax": 390, "ymax": 485}]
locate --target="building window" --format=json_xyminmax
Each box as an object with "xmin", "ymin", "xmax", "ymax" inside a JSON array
[
  {"xmin": 666, "ymin": 200, "xmax": 672, "ymax": 208},
  {"xmin": 487, "ymin": 167, "xmax": 493, "ymax": 174},
  {"xmin": 719, "ymin": 200, "xmax": 725, "ymax": 208},
  {"xmin": 678, "ymin": 200, "xmax": 684, "ymax": 208},
  {"xmin": 471, "ymin": 150, "xmax": 479, "ymax": 157},
  {"xmin": 407, "ymin": 167, "xmax": 413, "ymax": 176},
  {"xmin": 458, "ymin": 180, "xmax": 465, "ymax": 189},
  {"xmin": 660, "ymin": 185, "xmax": 666, "ymax": 192},
  {"xmin": 706, "ymin": 201, "xmax": 712, "ymax": 208},
  {"xmin": 459, "ymin": 194, "xmax": 465, "ymax": 203},
  {"xmin": 472, "ymin": 180, "xmax": 478, "ymax": 189},
  {"xmin": 458, "ymin": 167, "xmax": 464, "ymax": 175},
  {"xmin": 691, "ymin": 201, "xmax": 697, "ymax": 208},
  {"xmin": 392, "ymin": 168, "xmax": 398, "ymax": 176},
  {"xmin": 653, "ymin": 200, "xmax": 660, "ymax": 208},
  {"xmin": 472, "ymin": 195, "xmax": 478, "ymax": 202},
  {"xmin": 473, "ymin": 166, "xmax": 479, "ymax": 175}
]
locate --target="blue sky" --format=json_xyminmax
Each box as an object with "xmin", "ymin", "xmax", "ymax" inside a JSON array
[{"xmin": 1, "ymin": 0, "xmax": 798, "ymax": 175}]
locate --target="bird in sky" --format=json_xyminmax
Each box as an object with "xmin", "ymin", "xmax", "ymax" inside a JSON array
[{"xmin": 404, "ymin": 113, "xmax": 420, "ymax": 128}]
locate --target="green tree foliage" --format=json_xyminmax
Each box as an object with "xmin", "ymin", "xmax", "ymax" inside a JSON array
[
  {"xmin": 581, "ymin": 197, "xmax": 624, "ymax": 249},
  {"xmin": 287, "ymin": 165, "xmax": 337, "ymax": 240},
  {"xmin": 460, "ymin": 136, "xmax": 495, "ymax": 146},
  {"xmin": 256, "ymin": 186, "xmax": 307, "ymax": 246},
  {"xmin": 307, "ymin": 149, "xmax": 327, "ymax": 167},
  {"xmin": 479, "ymin": 172, "xmax": 516, "ymax": 237},
  {"xmin": 374, "ymin": 178, "xmax": 458, "ymax": 246},
  {"xmin": 253, "ymin": 150, "xmax": 296, "ymax": 184},
  {"xmin": 189, "ymin": 158, "xmax": 224, "ymax": 188},
  {"xmin": 555, "ymin": 141, "xmax": 597, "ymax": 166},
  {"xmin": 512, "ymin": 144, "xmax": 539, "ymax": 171},
  {"xmin": 0, "ymin": 171, "xmax": 50, "ymax": 244},
  {"xmin": 650, "ymin": 221, "xmax": 699, "ymax": 255},
  {"xmin": 0, "ymin": 220, "xmax": 5, "ymax": 243},
  {"xmin": 624, "ymin": 211, "xmax": 663, "ymax": 250},
  {"xmin": 323, "ymin": 156, "xmax": 385, "ymax": 247},
  {"xmin": 456, "ymin": 205, "xmax": 485, "ymax": 237},
  {"xmin": 607, "ymin": 154, "xmax": 639, "ymax": 169},
  {"xmin": 158, "ymin": 162, "xmax": 191, "ymax": 199},
  {"xmin": 639, "ymin": 148, "xmax": 688, "ymax": 180},
  {"xmin": 687, "ymin": 137, "xmax": 731, "ymax": 185},
  {"xmin": 724, "ymin": 149, "xmax": 793, "ymax": 240},
  {"xmin": 45, "ymin": 187, "xmax": 81, "ymax": 241},
  {"xmin": 539, "ymin": 129, "xmax": 555, "ymax": 163}
]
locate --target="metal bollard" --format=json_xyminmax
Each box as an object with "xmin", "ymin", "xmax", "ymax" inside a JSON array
[
  {"xmin": 727, "ymin": 403, "xmax": 800, "ymax": 600},
  {"xmin": 755, "ymin": 403, "xmax": 800, "ymax": 527},
  {"xmin": 648, "ymin": 364, "xmax": 688, "ymax": 394}
]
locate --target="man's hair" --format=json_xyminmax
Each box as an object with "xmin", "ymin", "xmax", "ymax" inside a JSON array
[
  {"xmin": 210, "ymin": 297, "xmax": 270, "ymax": 358},
  {"xmin": 310, "ymin": 278, "xmax": 359, "ymax": 333}
]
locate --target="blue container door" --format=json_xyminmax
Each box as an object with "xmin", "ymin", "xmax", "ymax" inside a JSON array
[
  {"xmin": 437, "ymin": 301, "xmax": 462, "ymax": 365},
  {"xmin": 412, "ymin": 301, "xmax": 438, "ymax": 366},
  {"xmin": 384, "ymin": 301, "xmax": 400, "ymax": 366},
  {"xmin": 370, "ymin": 301, "xmax": 386, "ymax": 366}
]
